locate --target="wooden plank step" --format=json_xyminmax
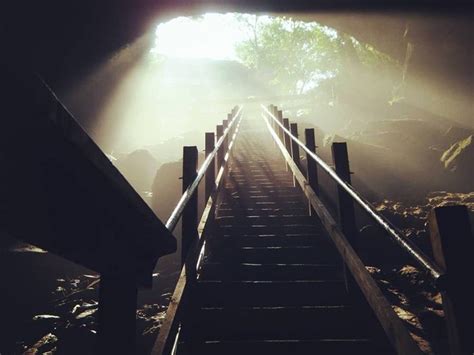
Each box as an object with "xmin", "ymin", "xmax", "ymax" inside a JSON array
[
  {"xmin": 223, "ymin": 185, "xmax": 297, "ymax": 192},
  {"xmin": 225, "ymin": 182, "xmax": 295, "ymax": 189},
  {"xmin": 205, "ymin": 245, "xmax": 340, "ymax": 264},
  {"xmin": 199, "ymin": 262, "xmax": 343, "ymax": 281},
  {"xmin": 215, "ymin": 215, "xmax": 317, "ymax": 225},
  {"xmin": 219, "ymin": 203, "xmax": 308, "ymax": 211},
  {"xmin": 206, "ymin": 233, "xmax": 330, "ymax": 247},
  {"xmin": 225, "ymin": 182, "xmax": 295, "ymax": 188},
  {"xmin": 215, "ymin": 224, "xmax": 322, "ymax": 236},
  {"xmin": 229, "ymin": 173, "xmax": 291, "ymax": 178},
  {"xmin": 223, "ymin": 192, "xmax": 303, "ymax": 199},
  {"xmin": 216, "ymin": 207, "xmax": 308, "ymax": 217},
  {"xmin": 220, "ymin": 198, "xmax": 305, "ymax": 205},
  {"xmin": 186, "ymin": 305, "xmax": 381, "ymax": 340},
  {"xmin": 196, "ymin": 280, "xmax": 348, "ymax": 307},
  {"xmin": 177, "ymin": 338, "xmax": 393, "ymax": 355},
  {"xmin": 221, "ymin": 194, "xmax": 303, "ymax": 201}
]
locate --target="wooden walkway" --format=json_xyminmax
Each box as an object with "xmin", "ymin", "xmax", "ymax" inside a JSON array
[
  {"xmin": 175, "ymin": 116, "xmax": 394, "ymax": 354},
  {"xmin": 8, "ymin": 78, "xmax": 471, "ymax": 355}
]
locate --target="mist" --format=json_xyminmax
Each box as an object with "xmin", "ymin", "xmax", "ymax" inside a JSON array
[
  {"xmin": 59, "ymin": 12, "xmax": 472, "ymax": 208},
  {"xmin": 2, "ymin": 7, "xmax": 473, "ymax": 355}
]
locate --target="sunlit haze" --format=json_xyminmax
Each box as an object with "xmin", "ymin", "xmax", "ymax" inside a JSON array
[
  {"xmin": 152, "ymin": 13, "xmax": 250, "ymax": 60},
  {"xmin": 64, "ymin": 12, "xmax": 472, "ymax": 206}
]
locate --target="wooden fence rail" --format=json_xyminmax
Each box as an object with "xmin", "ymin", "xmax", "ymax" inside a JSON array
[
  {"xmin": 152, "ymin": 106, "xmax": 243, "ymax": 355},
  {"xmin": 262, "ymin": 104, "xmax": 473, "ymax": 355}
]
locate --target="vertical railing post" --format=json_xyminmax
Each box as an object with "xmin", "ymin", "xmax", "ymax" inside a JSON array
[
  {"xmin": 290, "ymin": 123, "xmax": 301, "ymax": 169},
  {"xmin": 305, "ymin": 128, "xmax": 319, "ymax": 215},
  {"xmin": 268, "ymin": 104, "xmax": 274, "ymax": 114},
  {"xmin": 216, "ymin": 124, "xmax": 224, "ymax": 168},
  {"xmin": 428, "ymin": 205, "xmax": 473, "ymax": 355},
  {"xmin": 272, "ymin": 106, "xmax": 279, "ymax": 132},
  {"xmin": 223, "ymin": 119, "xmax": 229, "ymax": 154},
  {"xmin": 283, "ymin": 118, "xmax": 291, "ymax": 153},
  {"xmin": 179, "ymin": 146, "xmax": 200, "ymax": 353},
  {"xmin": 277, "ymin": 110, "xmax": 284, "ymax": 141},
  {"xmin": 268, "ymin": 104, "xmax": 274, "ymax": 127},
  {"xmin": 97, "ymin": 275, "xmax": 137, "ymax": 354},
  {"xmin": 332, "ymin": 142, "xmax": 358, "ymax": 293},
  {"xmin": 282, "ymin": 118, "xmax": 292, "ymax": 171},
  {"xmin": 205, "ymin": 132, "xmax": 216, "ymax": 201},
  {"xmin": 290, "ymin": 123, "xmax": 301, "ymax": 187},
  {"xmin": 182, "ymin": 146, "xmax": 198, "ymax": 274},
  {"xmin": 227, "ymin": 113, "xmax": 233, "ymax": 136}
]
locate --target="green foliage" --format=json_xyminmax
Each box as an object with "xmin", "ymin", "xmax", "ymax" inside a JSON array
[
  {"xmin": 235, "ymin": 15, "xmax": 339, "ymax": 95},
  {"xmin": 234, "ymin": 15, "xmax": 399, "ymax": 97}
]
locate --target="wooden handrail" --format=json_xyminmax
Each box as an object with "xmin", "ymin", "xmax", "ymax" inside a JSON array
[
  {"xmin": 152, "ymin": 109, "xmax": 243, "ymax": 355},
  {"xmin": 262, "ymin": 112, "xmax": 424, "ymax": 355},
  {"xmin": 165, "ymin": 106, "xmax": 242, "ymax": 232},
  {"xmin": 262, "ymin": 105, "xmax": 444, "ymax": 284}
]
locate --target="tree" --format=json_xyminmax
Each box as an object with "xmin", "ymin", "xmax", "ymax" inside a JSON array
[
  {"xmin": 235, "ymin": 15, "xmax": 339, "ymax": 95},
  {"xmin": 234, "ymin": 15, "xmax": 400, "ymax": 100}
]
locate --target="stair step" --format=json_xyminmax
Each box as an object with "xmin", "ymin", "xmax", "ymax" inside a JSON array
[
  {"xmin": 216, "ymin": 207, "xmax": 308, "ymax": 217},
  {"xmin": 186, "ymin": 305, "xmax": 381, "ymax": 340},
  {"xmin": 215, "ymin": 215, "xmax": 316, "ymax": 225},
  {"xmin": 196, "ymin": 280, "xmax": 348, "ymax": 307},
  {"xmin": 215, "ymin": 224, "xmax": 321, "ymax": 236},
  {"xmin": 206, "ymin": 233, "xmax": 331, "ymax": 248},
  {"xmin": 176, "ymin": 338, "xmax": 393, "ymax": 355},
  {"xmin": 220, "ymin": 200, "xmax": 306, "ymax": 208},
  {"xmin": 199, "ymin": 262, "xmax": 343, "ymax": 281},
  {"xmin": 171, "ymin": 122, "xmax": 395, "ymax": 355},
  {"xmin": 205, "ymin": 245, "xmax": 340, "ymax": 264}
]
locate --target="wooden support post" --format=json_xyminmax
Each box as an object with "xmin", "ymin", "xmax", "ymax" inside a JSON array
[
  {"xmin": 283, "ymin": 118, "xmax": 291, "ymax": 153},
  {"xmin": 275, "ymin": 110, "xmax": 283, "ymax": 141},
  {"xmin": 428, "ymin": 205, "xmax": 473, "ymax": 355},
  {"xmin": 332, "ymin": 142, "xmax": 358, "ymax": 293},
  {"xmin": 305, "ymin": 128, "xmax": 319, "ymax": 215},
  {"xmin": 205, "ymin": 132, "xmax": 215, "ymax": 201},
  {"xmin": 268, "ymin": 104, "xmax": 274, "ymax": 123},
  {"xmin": 97, "ymin": 275, "xmax": 137, "ymax": 354},
  {"xmin": 282, "ymin": 118, "xmax": 291, "ymax": 171},
  {"xmin": 227, "ymin": 113, "xmax": 233, "ymax": 136},
  {"xmin": 272, "ymin": 106, "xmax": 278, "ymax": 131},
  {"xmin": 216, "ymin": 124, "xmax": 224, "ymax": 168},
  {"xmin": 182, "ymin": 146, "xmax": 198, "ymax": 271},
  {"xmin": 223, "ymin": 119, "xmax": 229, "ymax": 153},
  {"xmin": 290, "ymin": 123, "xmax": 301, "ymax": 169}
]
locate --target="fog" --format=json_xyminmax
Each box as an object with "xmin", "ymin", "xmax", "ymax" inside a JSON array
[
  {"xmin": 60, "ymin": 12, "xmax": 472, "ymax": 209},
  {"xmin": 3, "ymin": 9, "xmax": 473, "ymax": 355}
]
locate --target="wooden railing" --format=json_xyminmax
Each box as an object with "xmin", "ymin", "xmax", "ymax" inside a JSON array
[
  {"xmin": 3, "ymin": 73, "xmax": 178, "ymax": 354},
  {"xmin": 152, "ymin": 106, "xmax": 243, "ymax": 355},
  {"xmin": 262, "ymin": 104, "xmax": 473, "ymax": 355}
]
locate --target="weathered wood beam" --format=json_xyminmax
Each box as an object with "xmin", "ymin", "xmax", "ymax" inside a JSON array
[
  {"xmin": 182, "ymin": 146, "xmax": 199, "ymax": 271},
  {"xmin": 428, "ymin": 206, "xmax": 473, "ymax": 355},
  {"xmin": 263, "ymin": 115, "xmax": 423, "ymax": 355},
  {"xmin": 152, "ymin": 111, "xmax": 243, "ymax": 355},
  {"xmin": 205, "ymin": 132, "xmax": 216, "ymax": 200}
]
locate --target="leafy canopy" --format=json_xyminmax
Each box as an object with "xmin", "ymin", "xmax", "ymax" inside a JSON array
[{"xmin": 234, "ymin": 15, "xmax": 398, "ymax": 97}]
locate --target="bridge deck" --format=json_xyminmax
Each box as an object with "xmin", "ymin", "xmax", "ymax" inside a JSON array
[{"xmin": 177, "ymin": 116, "xmax": 394, "ymax": 354}]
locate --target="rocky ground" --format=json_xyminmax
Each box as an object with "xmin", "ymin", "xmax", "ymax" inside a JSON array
[
  {"xmin": 366, "ymin": 191, "xmax": 474, "ymax": 354},
  {"xmin": 3, "ymin": 189, "xmax": 471, "ymax": 354},
  {"xmin": 2, "ymin": 109, "xmax": 472, "ymax": 354},
  {"xmin": 0, "ymin": 237, "xmax": 180, "ymax": 355}
]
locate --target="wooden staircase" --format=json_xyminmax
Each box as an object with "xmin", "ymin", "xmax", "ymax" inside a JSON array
[{"xmin": 175, "ymin": 116, "xmax": 395, "ymax": 354}]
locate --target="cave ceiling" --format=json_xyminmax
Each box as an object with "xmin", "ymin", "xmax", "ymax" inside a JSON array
[{"xmin": 5, "ymin": 0, "xmax": 472, "ymax": 92}]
